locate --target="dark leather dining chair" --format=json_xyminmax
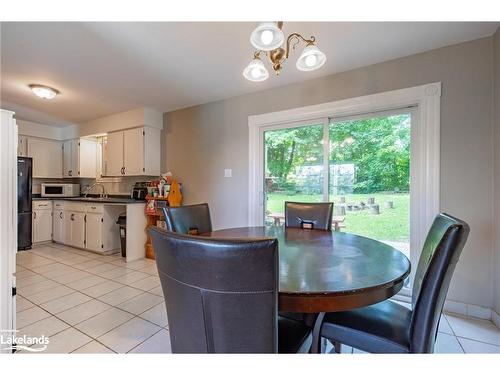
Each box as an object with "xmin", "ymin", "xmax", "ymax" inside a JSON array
[
  {"xmin": 149, "ymin": 227, "xmax": 312, "ymax": 353},
  {"xmin": 284, "ymin": 201, "xmax": 334, "ymax": 231},
  {"xmin": 162, "ymin": 203, "xmax": 212, "ymax": 235},
  {"xmin": 319, "ymin": 213, "xmax": 470, "ymax": 353}
]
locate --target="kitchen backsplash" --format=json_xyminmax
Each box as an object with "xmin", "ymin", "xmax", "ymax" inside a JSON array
[{"xmin": 33, "ymin": 176, "xmax": 153, "ymax": 196}]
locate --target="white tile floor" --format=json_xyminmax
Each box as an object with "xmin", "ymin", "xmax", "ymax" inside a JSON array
[
  {"xmin": 16, "ymin": 243, "xmax": 170, "ymax": 354},
  {"xmin": 15, "ymin": 243, "xmax": 500, "ymax": 354}
]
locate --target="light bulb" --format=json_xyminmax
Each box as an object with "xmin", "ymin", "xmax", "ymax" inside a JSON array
[
  {"xmin": 243, "ymin": 57, "xmax": 269, "ymax": 82},
  {"xmin": 260, "ymin": 29, "xmax": 274, "ymax": 45},
  {"xmin": 296, "ymin": 44, "xmax": 326, "ymax": 72},
  {"xmin": 250, "ymin": 22, "xmax": 284, "ymax": 51},
  {"xmin": 251, "ymin": 67, "xmax": 261, "ymax": 79},
  {"xmin": 305, "ymin": 54, "xmax": 318, "ymax": 67}
]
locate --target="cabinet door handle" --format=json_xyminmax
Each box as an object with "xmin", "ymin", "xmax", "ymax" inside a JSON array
[
  {"xmin": 71, "ymin": 213, "xmax": 74, "ymax": 221},
  {"xmin": 59, "ymin": 212, "xmax": 63, "ymax": 219},
  {"xmin": 34, "ymin": 212, "xmax": 37, "ymax": 219}
]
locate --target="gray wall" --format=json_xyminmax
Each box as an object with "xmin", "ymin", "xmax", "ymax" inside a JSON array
[
  {"xmin": 164, "ymin": 37, "xmax": 495, "ymax": 309},
  {"xmin": 494, "ymin": 28, "xmax": 500, "ymax": 315}
]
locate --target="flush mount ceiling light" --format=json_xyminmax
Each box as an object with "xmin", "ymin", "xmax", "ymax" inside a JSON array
[
  {"xmin": 29, "ymin": 84, "xmax": 60, "ymax": 99},
  {"xmin": 244, "ymin": 22, "xmax": 326, "ymax": 82}
]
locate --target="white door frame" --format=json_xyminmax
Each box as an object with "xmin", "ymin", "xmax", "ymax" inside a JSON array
[
  {"xmin": 0, "ymin": 109, "xmax": 17, "ymax": 352},
  {"xmin": 248, "ymin": 82, "xmax": 441, "ymax": 289}
]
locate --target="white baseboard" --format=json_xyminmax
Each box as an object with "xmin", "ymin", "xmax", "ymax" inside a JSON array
[
  {"xmin": 493, "ymin": 310, "xmax": 500, "ymax": 328},
  {"xmin": 393, "ymin": 295, "xmax": 499, "ymax": 328},
  {"xmin": 444, "ymin": 299, "xmax": 497, "ymax": 325}
]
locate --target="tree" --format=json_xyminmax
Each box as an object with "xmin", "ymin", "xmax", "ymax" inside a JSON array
[
  {"xmin": 330, "ymin": 114, "xmax": 410, "ymax": 193},
  {"xmin": 265, "ymin": 124, "xmax": 323, "ymax": 187},
  {"xmin": 264, "ymin": 114, "xmax": 411, "ymax": 194}
]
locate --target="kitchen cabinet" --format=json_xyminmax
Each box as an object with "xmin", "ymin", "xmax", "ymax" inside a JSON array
[
  {"xmin": 105, "ymin": 131, "xmax": 124, "ymax": 176},
  {"xmin": 62, "ymin": 140, "xmax": 77, "ymax": 177},
  {"xmin": 86, "ymin": 204, "xmax": 122, "ymax": 253},
  {"xmin": 52, "ymin": 201, "xmax": 65, "ymax": 244},
  {"xmin": 104, "ymin": 127, "xmax": 161, "ymax": 176},
  {"xmin": 62, "ymin": 202, "xmax": 87, "ymax": 248},
  {"xmin": 18, "ymin": 135, "xmax": 28, "ymax": 157},
  {"xmin": 58, "ymin": 202, "xmax": 121, "ymax": 253},
  {"xmin": 63, "ymin": 138, "xmax": 97, "ymax": 178},
  {"xmin": 64, "ymin": 211, "xmax": 86, "ymax": 248},
  {"xmin": 33, "ymin": 201, "xmax": 52, "ymax": 243},
  {"xmin": 85, "ymin": 212, "xmax": 103, "ymax": 252},
  {"xmin": 27, "ymin": 138, "xmax": 62, "ymax": 178}
]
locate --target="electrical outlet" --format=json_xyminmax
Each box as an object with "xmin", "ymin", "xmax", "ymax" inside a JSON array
[{"xmin": 224, "ymin": 168, "xmax": 232, "ymax": 178}]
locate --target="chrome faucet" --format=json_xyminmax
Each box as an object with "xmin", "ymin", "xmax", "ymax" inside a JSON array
[{"xmin": 84, "ymin": 183, "xmax": 108, "ymax": 198}]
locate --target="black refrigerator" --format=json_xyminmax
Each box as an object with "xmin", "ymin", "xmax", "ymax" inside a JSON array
[{"xmin": 18, "ymin": 157, "xmax": 32, "ymax": 250}]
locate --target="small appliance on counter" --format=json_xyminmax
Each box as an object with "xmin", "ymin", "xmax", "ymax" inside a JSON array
[
  {"xmin": 131, "ymin": 181, "xmax": 148, "ymax": 200},
  {"xmin": 41, "ymin": 183, "xmax": 80, "ymax": 197}
]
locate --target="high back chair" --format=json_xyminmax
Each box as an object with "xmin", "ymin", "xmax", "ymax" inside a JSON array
[
  {"xmin": 319, "ymin": 213, "xmax": 470, "ymax": 353},
  {"xmin": 149, "ymin": 227, "xmax": 312, "ymax": 353},
  {"xmin": 162, "ymin": 203, "xmax": 212, "ymax": 235},
  {"xmin": 284, "ymin": 201, "xmax": 334, "ymax": 231}
]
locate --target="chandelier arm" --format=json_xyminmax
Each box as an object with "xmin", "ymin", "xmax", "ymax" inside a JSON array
[{"xmin": 285, "ymin": 33, "xmax": 316, "ymax": 59}]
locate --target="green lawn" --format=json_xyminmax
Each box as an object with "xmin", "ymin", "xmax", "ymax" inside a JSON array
[{"xmin": 266, "ymin": 192, "xmax": 409, "ymax": 242}]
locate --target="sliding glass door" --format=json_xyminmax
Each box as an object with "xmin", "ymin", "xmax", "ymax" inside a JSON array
[
  {"xmin": 328, "ymin": 112, "xmax": 411, "ymax": 257},
  {"xmin": 263, "ymin": 110, "xmax": 412, "ymax": 258},
  {"xmin": 263, "ymin": 122, "xmax": 325, "ymax": 225}
]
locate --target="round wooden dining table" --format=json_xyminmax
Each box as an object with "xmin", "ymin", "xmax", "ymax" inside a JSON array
[{"xmin": 203, "ymin": 226, "xmax": 411, "ymax": 352}]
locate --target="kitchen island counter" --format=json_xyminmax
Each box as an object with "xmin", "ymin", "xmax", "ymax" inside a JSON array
[{"xmin": 33, "ymin": 196, "xmax": 147, "ymax": 262}]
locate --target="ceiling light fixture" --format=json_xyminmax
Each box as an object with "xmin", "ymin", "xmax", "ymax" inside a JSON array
[
  {"xmin": 244, "ymin": 22, "xmax": 326, "ymax": 81},
  {"xmin": 242, "ymin": 53, "xmax": 269, "ymax": 82},
  {"xmin": 29, "ymin": 84, "xmax": 60, "ymax": 99}
]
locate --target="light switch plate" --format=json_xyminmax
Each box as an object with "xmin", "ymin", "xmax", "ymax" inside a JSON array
[{"xmin": 224, "ymin": 169, "xmax": 232, "ymax": 178}]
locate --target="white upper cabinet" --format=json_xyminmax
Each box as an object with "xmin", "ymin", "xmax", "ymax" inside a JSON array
[
  {"xmin": 18, "ymin": 136, "xmax": 28, "ymax": 157},
  {"xmin": 123, "ymin": 127, "xmax": 145, "ymax": 175},
  {"xmin": 62, "ymin": 139, "xmax": 77, "ymax": 177},
  {"xmin": 27, "ymin": 138, "xmax": 62, "ymax": 178},
  {"xmin": 79, "ymin": 139, "xmax": 97, "ymax": 178},
  {"xmin": 105, "ymin": 131, "xmax": 124, "ymax": 176},
  {"xmin": 63, "ymin": 138, "xmax": 97, "ymax": 178},
  {"xmin": 104, "ymin": 126, "xmax": 161, "ymax": 176}
]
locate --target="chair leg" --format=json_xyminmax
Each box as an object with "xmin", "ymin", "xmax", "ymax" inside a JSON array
[
  {"xmin": 334, "ymin": 340, "xmax": 342, "ymax": 354},
  {"xmin": 320, "ymin": 337, "xmax": 327, "ymax": 353},
  {"xmin": 310, "ymin": 312, "xmax": 325, "ymax": 354},
  {"xmin": 326, "ymin": 339, "xmax": 342, "ymax": 353}
]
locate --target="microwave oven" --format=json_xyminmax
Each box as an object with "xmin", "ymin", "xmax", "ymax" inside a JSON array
[{"xmin": 41, "ymin": 183, "xmax": 80, "ymax": 197}]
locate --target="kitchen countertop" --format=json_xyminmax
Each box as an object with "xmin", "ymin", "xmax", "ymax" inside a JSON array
[{"xmin": 32, "ymin": 195, "xmax": 145, "ymax": 204}]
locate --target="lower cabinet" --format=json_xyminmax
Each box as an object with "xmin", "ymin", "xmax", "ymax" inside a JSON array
[
  {"xmin": 85, "ymin": 212, "xmax": 103, "ymax": 251},
  {"xmin": 54, "ymin": 201, "xmax": 121, "ymax": 254},
  {"xmin": 53, "ymin": 200, "xmax": 66, "ymax": 244},
  {"xmin": 69, "ymin": 212, "xmax": 86, "ymax": 249},
  {"xmin": 33, "ymin": 201, "xmax": 53, "ymax": 243}
]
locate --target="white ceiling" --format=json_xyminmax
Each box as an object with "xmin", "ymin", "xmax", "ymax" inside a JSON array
[{"xmin": 1, "ymin": 22, "xmax": 498, "ymax": 125}]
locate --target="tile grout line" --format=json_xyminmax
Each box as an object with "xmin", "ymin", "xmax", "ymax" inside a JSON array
[{"xmin": 18, "ymin": 244, "xmax": 169, "ymax": 353}]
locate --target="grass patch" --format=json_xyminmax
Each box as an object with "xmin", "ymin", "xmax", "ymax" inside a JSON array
[{"xmin": 266, "ymin": 192, "xmax": 409, "ymax": 242}]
